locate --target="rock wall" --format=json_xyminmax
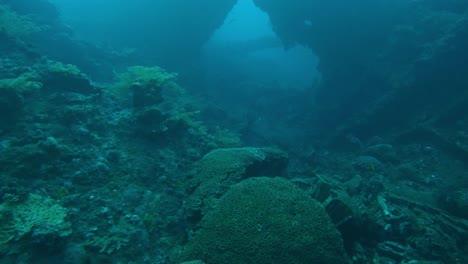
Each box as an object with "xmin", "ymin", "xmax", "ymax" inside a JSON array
[
  {"xmin": 102, "ymin": 0, "xmax": 238, "ymax": 71},
  {"xmin": 253, "ymin": 0, "xmax": 468, "ymax": 142}
]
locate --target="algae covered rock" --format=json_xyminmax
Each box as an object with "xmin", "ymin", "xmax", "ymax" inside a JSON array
[
  {"xmin": 174, "ymin": 177, "xmax": 349, "ymax": 264},
  {"xmin": 186, "ymin": 147, "xmax": 288, "ymax": 217}
]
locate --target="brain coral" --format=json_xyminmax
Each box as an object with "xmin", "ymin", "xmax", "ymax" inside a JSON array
[
  {"xmin": 174, "ymin": 177, "xmax": 349, "ymax": 264},
  {"xmin": 186, "ymin": 147, "xmax": 288, "ymax": 217}
]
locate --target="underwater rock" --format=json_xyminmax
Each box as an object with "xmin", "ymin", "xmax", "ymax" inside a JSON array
[
  {"xmin": 254, "ymin": 0, "xmax": 468, "ymax": 145},
  {"xmin": 394, "ymin": 162, "xmax": 419, "ymax": 182},
  {"xmin": 0, "ymin": 83, "xmax": 23, "ymax": 127},
  {"xmin": 365, "ymin": 144, "xmax": 397, "ymax": 163},
  {"xmin": 352, "ymin": 155, "xmax": 384, "ymax": 173},
  {"xmin": 0, "ymin": 139, "xmax": 66, "ymax": 178},
  {"xmin": 179, "ymin": 261, "xmax": 205, "ymax": 264},
  {"xmin": 134, "ymin": 107, "xmax": 168, "ymax": 140},
  {"xmin": 173, "ymin": 177, "xmax": 349, "ymax": 264},
  {"xmin": 252, "ymin": 0, "xmax": 406, "ymax": 136},
  {"xmin": 185, "ymin": 147, "xmax": 288, "ymax": 220},
  {"xmin": 396, "ymin": 126, "xmax": 468, "ymax": 164},
  {"xmin": 59, "ymin": 104, "xmax": 98, "ymax": 126},
  {"xmin": 0, "ymin": 71, "xmax": 44, "ymax": 128},
  {"xmin": 111, "ymin": 66, "xmax": 175, "ymax": 107},
  {"xmin": 100, "ymin": 0, "xmax": 237, "ymax": 70},
  {"xmin": 38, "ymin": 136, "xmax": 61, "ymax": 154},
  {"xmin": 295, "ymin": 175, "xmax": 355, "ymax": 228},
  {"xmin": 377, "ymin": 241, "xmax": 409, "ymax": 261},
  {"xmin": 48, "ymin": 91, "xmax": 96, "ymax": 105},
  {"xmin": 2, "ymin": 0, "xmax": 60, "ymax": 26},
  {"xmin": 377, "ymin": 193, "xmax": 468, "ymax": 262},
  {"xmin": 293, "ymin": 171, "xmax": 468, "ymax": 262},
  {"xmin": 0, "ymin": 4, "xmax": 43, "ymax": 38},
  {"xmin": 62, "ymin": 244, "xmax": 89, "ymax": 264},
  {"xmin": 438, "ymin": 188, "xmax": 468, "ymax": 220},
  {"xmin": 131, "ymin": 81, "xmax": 163, "ymax": 108}
]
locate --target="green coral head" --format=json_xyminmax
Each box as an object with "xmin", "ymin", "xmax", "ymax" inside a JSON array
[
  {"xmin": 46, "ymin": 60, "xmax": 82, "ymax": 76},
  {"xmin": 110, "ymin": 65, "xmax": 179, "ymax": 98},
  {"xmin": 124, "ymin": 66, "xmax": 178, "ymax": 87}
]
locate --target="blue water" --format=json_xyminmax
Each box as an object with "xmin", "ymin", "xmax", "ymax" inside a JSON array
[{"xmin": 0, "ymin": 0, "xmax": 467, "ymax": 263}]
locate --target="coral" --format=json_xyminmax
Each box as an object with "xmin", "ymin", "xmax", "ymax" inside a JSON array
[
  {"xmin": 14, "ymin": 194, "xmax": 71, "ymax": 237},
  {"xmin": 210, "ymin": 127, "xmax": 242, "ymax": 148},
  {"xmin": 180, "ymin": 261, "xmax": 205, "ymax": 264},
  {"xmin": 0, "ymin": 71, "xmax": 43, "ymax": 127},
  {"xmin": 110, "ymin": 65, "xmax": 228, "ymax": 156},
  {"xmin": 0, "ymin": 210, "xmax": 15, "ymax": 253},
  {"xmin": 197, "ymin": 147, "xmax": 285, "ymax": 178},
  {"xmin": 133, "ymin": 107, "xmax": 167, "ymax": 136},
  {"xmin": 0, "ymin": 4, "xmax": 41, "ymax": 38},
  {"xmin": 86, "ymin": 233, "xmax": 129, "ymax": 255},
  {"xmin": 39, "ymin": 60, "xmax": 96, "ymax": 94},
  {"xmin": 173, "ymin": 177, "xmax": 349, "ymax": 264},
  {"xmin": 0, "ymin": 194, "xmax": 71, "ymax": 254},
  {"xmin": 120, "ymin": 66, "xmax": 177, "ymax": 87},
  {"xmin": 133, "ymin": 107, "xmax": 208, "ymax": 146},
  {"xmin": 84, "ymin": 216, "xmax": 135, "ymax": 255},
  {"xmin": 142, "ymin": 212, "xmax": 165, "ymax": 233},
  {"xmin": 111, "ymin": 66, "xmax": 178, "ymax": 102},
  {"xmin": 45, "ymin": 60, "xmax": 81, "ymax": 76},
  {"xmin": 185, "ymin": 147, "xmax": 288, "ymax": 216},
  {"xmin": 0, "ymin": 72, "xmax": 42, "ymax": 94},
  {"xmin": 0, "ymin": 143, "xmax": 47, "ymax": 177},
  {"xmin": 164, "ymin": 110, "xmax": 207, "ymax": 139},
  {"xmin": 0, "ymin": 138, "xmax": 66, "ymax": 178}
]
